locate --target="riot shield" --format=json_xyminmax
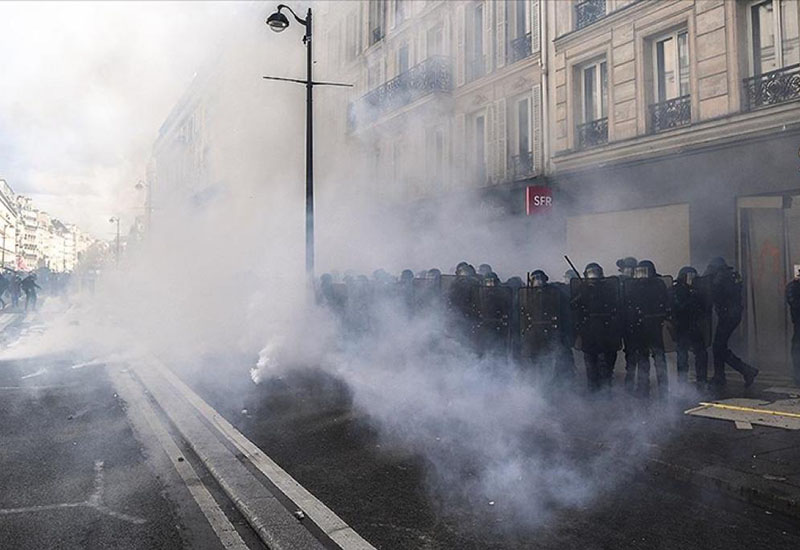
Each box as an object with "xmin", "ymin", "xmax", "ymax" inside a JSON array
[
  {"xmin": 570, "ymin": 276, "xmax": 623, "ymax": 353},
  {"xmin": 693, "ymin": 274, "xmax": 714, "ymax": 348},
  {"xmin": 622, "ymin": 276, "xmax": 674, "ymax": 353},
  {"xmin": 519, "ymin": 285, "xmax": 563, "ymax": 358},
  {"xmin": 443, "ymin": 275, "xmax": 481, "ymax": 348},
  {"xmin": 412, "ymin": 277, "xmax": 441, "ymax": 315},
  {"xmin": 475, "ymin": 285, "xmax": 513, "ymax": 357},
  {"xmin": 326, "ymin": 282, "xmax": 348, "ymax": 319},
  {"xmin": 344, "ymin": 279, "xmax": 373, "ymax": 335}
]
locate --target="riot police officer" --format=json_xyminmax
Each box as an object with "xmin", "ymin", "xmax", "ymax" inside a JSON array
[
  {"xmin": 617, "ymin": 257, "xmax": 639, "ymax": 393},
  {"xmin": 571, "ymin": 263, "xmax": 622, "ymax": 394},
  {"xmin": 475, "ymin": 272, "xmax": 512, "ymax": 358},
  {"xmin": 673, "ymin": 266, "xmax": 709, "ymax": 385},
  {"xmin": 706, "ymin": 257, "xmax": 758, "ymax": 388},
  {"xmin": 786, "ymin": 268, "xmax": 800, "ymax": 385},
  {"xmin": 478, "ymin": 263, "xmax": 494, "ymax": 279},
  {"xmin": 627, "ymin": 260, "xmax": 670, "ymax": 398}
]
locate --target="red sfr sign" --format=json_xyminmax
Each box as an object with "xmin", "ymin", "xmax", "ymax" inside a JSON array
[{"xmin": 526, "ymin": 185, "xmax": 553, "ymax": 215}]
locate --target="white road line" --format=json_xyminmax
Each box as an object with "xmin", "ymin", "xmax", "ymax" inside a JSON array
[
  {"xmin": 143, "ymin": 358, "xmax": 376, "ymax": 550},
  {"xmin": 109, "ymin": 366, "xmax": 250, "ymax": 550},
  {"xmin": 0, "ymin": 459, "xmax": 146, "ymax": 525}
]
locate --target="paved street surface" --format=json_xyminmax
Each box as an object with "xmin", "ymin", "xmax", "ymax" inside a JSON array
[
  {"xmin": 185, "ymin": 358, "xmax": 800, "ymax": 550},
  {"xmin": 0, "ymin": 313, "xmax": 265, "ymax": 550}
]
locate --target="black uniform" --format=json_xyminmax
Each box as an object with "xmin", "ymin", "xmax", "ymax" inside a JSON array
[
  {"xmin": 623, "ymin": 276, "xmax": 670, "ymax": 398},
  {"xmin": 21, "ymin": 275, "xmax": 40, "ymax": 311},
  {"xmin": 708, "ymin": 264, "xmax": 758, "ymax": 386},
  {"xmin": 786, "ymin": 279, "xmax": 800, "ymax": 385},
  {"xmin": 673, "ymin": 277, "xmax": 709, "ymax": 383}
]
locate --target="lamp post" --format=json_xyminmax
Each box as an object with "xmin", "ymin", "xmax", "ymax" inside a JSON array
[
  {"xmin": 109, "ymin": 216, "xmax": 120, "ymax": 266},
  {"xmin": 266, "ymin": 4, "xmax": 315, "ymax": 284},
  {"xmin": 134, "ymin": 180, "xmax": 152, "ymax": 234}
]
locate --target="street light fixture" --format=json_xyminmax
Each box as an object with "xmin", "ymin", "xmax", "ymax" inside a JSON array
[
  {"xmin": 134, "ymin": 180, "xmax": 152, "ymax": 234},
  {"xmin": 109, "ymin": 216, "xmax": 120, "ymax": 266}
]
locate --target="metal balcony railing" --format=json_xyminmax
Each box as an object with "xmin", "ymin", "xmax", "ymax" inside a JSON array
[
  {"xmin": 509, "ymin": 33, "xmax": 532, "ymax": 64},
  {"xmin": 576, "ymin": 117, "xmax": 608, "ymax": 149},
  {"xmin": 349, "ymin": 56, "xmax": 453, "ymax": 130},
  {"xmin": 511, "ymin": 151, "xmax": 534, "ymax": 180},
  {"xmin": 649, "ymin": 95, "xmax": 691, "ymax": 133},
  {"xmin": 575, "ymin": 0, "xmax": 606, "ymax": 31},
  {"xmin": 743, "ymin": 63, "xmax": 800, "ymax": 111}
]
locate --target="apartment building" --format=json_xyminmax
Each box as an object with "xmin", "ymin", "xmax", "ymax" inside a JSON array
[
  {"xmin": 0, "ymin": 179, "xmax": 18, "ymax": 270},
  {"xmin": 324, "ymin": 0, "xmax": 545, "ymax": 208}
]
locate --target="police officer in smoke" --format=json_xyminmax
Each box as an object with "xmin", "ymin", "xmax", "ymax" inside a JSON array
[
  {"xmin": 625, "ymin": 260, "xmax": 670, "ymax": 398},
  {"xmin": 571, "ymin": 263, "xmax": 621, "ymax": 394},
  {"xmin": 616, "ymin": 257, "xmax": 639, "ymax": 393},
  {"xmin": 527, "ymin": 269, "xmax": 576, "ymax": 382},
  {"xmin": 705, "ymin": 257, "xmax": 759, "ymax": 389},
  {"xmin": 786, "ymin": 267, "xmax": 800, "ymax": 385},
  {"xmin": 673, "ymin": 266, "xmax": 709, "ymax": 386}
]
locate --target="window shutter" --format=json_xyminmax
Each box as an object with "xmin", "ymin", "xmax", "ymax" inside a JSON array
[
  {"xmin": 484, "ymin": 0, "xmax": 493, "ymax": 75},
  {"xmin": 454, "ymin": 113, "xmax": 466, "ymax": 186},
  {"xmin": 496, "ymin": 98, "xmax": 507, "ymax": 182},
  {"xmin": 456, "ymin": 4, "xmax": 466, "ymax": 86},
  {"xmin": 496, "ymin": 0, "xmax": 506, "ymax": 69},
  {"xmin": 532, "ymin": 84, "xmax": 542, "ymax": 174},
  {"xmin": 487, "ymin": 103, "xmax": 496, "ymax": 184},
  {"xmin": 531, "ymin": 0, "xmax": 540, "ymax": 54}
]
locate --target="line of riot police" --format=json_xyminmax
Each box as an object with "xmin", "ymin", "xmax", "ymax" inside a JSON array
[{"xmin": 317, "ymin": 255, "xmax": 757, "ymax": 397}]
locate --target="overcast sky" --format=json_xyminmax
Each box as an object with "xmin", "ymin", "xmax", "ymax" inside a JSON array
[{"xmin": 0, "ymin": 1, "xmax": 241, "ymax": 239}]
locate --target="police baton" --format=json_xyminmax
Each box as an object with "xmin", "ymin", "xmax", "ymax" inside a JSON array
[{"xmin": 564, "ymin": 255, "xmax": 583, "ymax": 281}]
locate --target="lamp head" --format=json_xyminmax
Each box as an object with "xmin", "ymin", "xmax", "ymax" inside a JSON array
[{"xmin": 267, "ymin": 10, "xmax": 290, "ymax": 32}]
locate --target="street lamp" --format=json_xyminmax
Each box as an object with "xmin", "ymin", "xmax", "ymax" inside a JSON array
[
  {"xmin": 134, "ymin": 180, "xmax": 152, "ymax": 234},
  {"xmin": 109, "ymin": 216, "xmax": 120, "ymax": 266},
  {"xmin": 266, "ymin": 4, "xmax": 315, "ymax": 285}
]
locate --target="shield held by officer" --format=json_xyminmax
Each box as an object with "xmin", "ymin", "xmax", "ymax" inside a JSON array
[
  {"xmin": 519, "ymin": 284, "xmax": 563, "ymax": 358},
  {"xmin": 570, "ymin": 276, "xmax": 623, "ymax": 353},
  {"xmin": 475, "ymin": 276, "xmax": 513, "ymax": 357},
  {"xmin": 691, "ymin": 274, "xmax": 714, "ymax": 348},
  {"xmin": 622, "ymin": 275, "xmax": 675, "ymax": 352}
]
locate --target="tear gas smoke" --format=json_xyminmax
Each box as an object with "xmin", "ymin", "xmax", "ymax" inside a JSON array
[{"xmin": 1, "ymin": 0, "xmax": 706, "ymax": 534}]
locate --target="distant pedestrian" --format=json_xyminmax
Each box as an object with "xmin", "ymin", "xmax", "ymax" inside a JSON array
[
  {"xmin": 21, "ymin": 273, "xmax": 41, "ymax": 311},
  {"xmin": 0, "ymin": 273, "xmax": 8, "ymax": 309},
  {"xmin": 9, "ymin": 274, "xmax": 21, "ymax": 308},
  {"xmin": 786, "ymin": 267, "xmax": 800, "ymax": 385},
  {"xmin": 705, "ymin": 257, "xmax": 758, "ymax": 389}
]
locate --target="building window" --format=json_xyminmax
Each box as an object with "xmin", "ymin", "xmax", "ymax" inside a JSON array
[
  {"xmin": 425, "ymin": 126, "xmax": 445, "ymax": 189},
  {"xmin": 511, "ymin": 96, "xmax": 533, "ymax": 179},
  {"xmin": 397, "ymin": 44, "xmax": 410, "ymax": 75},
  {"xmin": 577, "ymin": 59, "xmax": 608, "ymax": 148},
  {"xmin": 743, "ymin": 0, "xmax": 800, "ymax": 109},
  {"xmin": 467, "ymin": 3, "xmax": 485, "ymax": 82},
  {"xmin": 509, "ymin": 0, "xmax": 532, "ymax": 63},
  {"xmin": 575, "ymin": 0, "xmax": 606, "ymax": 31},
  {"xmin": 427, "ymin": 24, "xmax": 444, "ymax": 57},
  {"xmin": 369, "ymin": 0, "xmax": 386, "ymax": 46},
  {"xmin": 471, "ymin": 113, "xmax": 487, "ymax": 184},
  {"xmin": 395, "ymin": 0, "xmax": 408, "ymax": 27},
  {"xmin": 650, "ymin": 29, "xmax": 691, "ymax": 132}
]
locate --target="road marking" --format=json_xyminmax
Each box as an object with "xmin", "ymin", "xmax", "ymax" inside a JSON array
[
  {"xmin": 143, "ymin": 358, "xmax": 376, "ymax": 550},
  {"xmin": 0, "ymin": 460, "xmax": 146, "ymax": 524},
  {"xmin": 697, "ymin": 402, "xmax": 800, "ymax": 419},
  {"xmin": 20, "ymin": 368, "xmax": 47, "ymax": 380},
  {"xmin": 110, "ymin": 366, "xmax": 249, "ymax": 550}
]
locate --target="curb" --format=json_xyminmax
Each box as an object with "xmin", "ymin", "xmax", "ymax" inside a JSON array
[
  {"xmin": 132, "ymin": 358, "xmax": 376, "ymax": 550},
  {"xmin": 642, "ymin": 457, "xmax": 800, "ymax": 519}
]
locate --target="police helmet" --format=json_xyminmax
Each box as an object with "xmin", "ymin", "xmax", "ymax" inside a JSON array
[
  {"xmin": 564, "ymin": 269, "xmax": 579, "ymax": 282},
  {"xmin": 478, "ymin": 263, "xmax": 493, "ymax": 277},
  {"xmin": 505, "ymin": 276, "xmax": 524, "ymax": 289},
  {"xmin": 634, "ymin": 260, "xmax": 656, "ymax": 279},
  {"xmin": 400, "ymin": 269, "xmax": 414, "ymax": 283},
  {"xmin": 455, "ymin": 264, "xmax": 472, "ymax": 277},
  {"xmin": 426, "ymin": 268, "xmax": 442, "ymax": 280},
  {"xmin": 530, "ymin": 269, "xmax": 549, "ymax": 287},
  {"xmin": 616, "ymin": 256, "xmax": 638, "ymax": 276},
  {"xmin": 483, "ymin": 272, "xmax": 499, "ymax": 287},
  {"xmin": 677, "ymin": 266, "xmax": 698, "ymax": 286},
  {"xmin": 584, "ymin": 263, "xmax": 604, "ymax": 279}
]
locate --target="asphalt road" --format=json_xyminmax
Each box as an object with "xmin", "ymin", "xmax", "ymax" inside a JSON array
[
  {"xmin": 185, "ymin": 355, "xmax": 800, "ymax": 550},
  {"xmin": 0, "ymin": 315, "xmax": 263, "ymax": 550}
]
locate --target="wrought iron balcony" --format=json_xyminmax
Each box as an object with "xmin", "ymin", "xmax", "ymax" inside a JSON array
[
  {"xmin": 466, "ymin": 55, "xmax": 486, "ymax": 83},
  {"xmin": 349, "ymin": 56, "xmax": 452, "ymax": 130},
  {"xmin": 575, "ymin": 0, "xmax": 606, "ymax": 31},
  {"xmin": 576, "ymin": 117, "xmax": 608, "ymax": 149},
  {"xmin": 509, "ymin": 33, "xmax": 532, "ymax": 64},
  {"xmin": 649, "ymin": 95, "xmax": 691, "ymax": 133},
  {"xmin": 511, "ymin": 151, "xmax": 534, "ymax": 180},
  {"xmin": 743, "ymin": 63, "xmax": 800, "ymax": 111}
]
